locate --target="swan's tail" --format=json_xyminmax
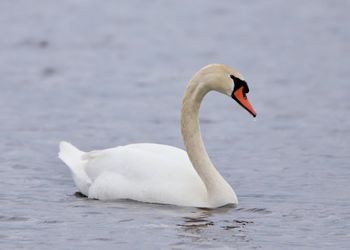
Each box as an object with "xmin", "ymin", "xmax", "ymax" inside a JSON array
[
  {"xmin": 58, "ymin": 141, "xmax": 91, "ymax": 195},
  {"xmin": 58, "ymin": 141, "xmax": 85, "ymax": 171}
]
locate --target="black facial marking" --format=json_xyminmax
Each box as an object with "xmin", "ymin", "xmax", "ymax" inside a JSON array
[{"xmin": 230, "ymin": 75, "xmax": 250, "ymax": 94}]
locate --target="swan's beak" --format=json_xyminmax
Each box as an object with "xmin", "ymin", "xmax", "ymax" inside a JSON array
[{"xmin": 232, "ymin": 86, "xmax": 257, "ymax": 117}]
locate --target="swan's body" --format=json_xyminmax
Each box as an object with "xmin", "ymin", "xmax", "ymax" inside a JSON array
[
  {"xmin": 59, "ymin": 64, "xmax": 256, "ymax": 208},
  {"xmin": 59, "ymin": 142, "xmax": 209, "ymax": 207}
]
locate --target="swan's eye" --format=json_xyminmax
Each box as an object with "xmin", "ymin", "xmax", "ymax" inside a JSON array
[{"xmin": 230, "ymin": 75, "xmax": 249, "ymax": 94}]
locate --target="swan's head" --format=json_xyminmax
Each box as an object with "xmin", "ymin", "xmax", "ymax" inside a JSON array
[
  {"xmin": 229, "ymin": 73, "xmax": 256, "ymax": 118},
  {"xmin": 196, "ymin": 64, "xmax": 257, "ymax": 117}
]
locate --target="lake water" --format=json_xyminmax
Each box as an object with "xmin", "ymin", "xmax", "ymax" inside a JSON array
[{"xmin": 0, "ymin": 0, "xmax": 349, "ymax": 249}]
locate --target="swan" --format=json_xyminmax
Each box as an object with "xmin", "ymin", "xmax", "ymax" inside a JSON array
[{"xmin": 58, "ymin": 64, "xmax": 256, "ymax": 208}]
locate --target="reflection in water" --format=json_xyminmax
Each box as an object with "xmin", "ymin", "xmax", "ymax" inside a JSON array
[
  {"xmin": 175, "ymin": 206, "xmax": 254, "ymax": 248},
  {"xmin": 236, "ymin": 207, "xmax": 271, "ymax": 214}
]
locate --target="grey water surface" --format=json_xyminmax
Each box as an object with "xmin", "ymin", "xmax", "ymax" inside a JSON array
[{"xmin": 0, "ymin": 0, "xmax": 349, "ymax": 249}]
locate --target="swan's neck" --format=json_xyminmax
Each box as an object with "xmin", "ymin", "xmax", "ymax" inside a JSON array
[{"xmin": 181, "ymin": 78, "xmax": 235, "ymax": 206}]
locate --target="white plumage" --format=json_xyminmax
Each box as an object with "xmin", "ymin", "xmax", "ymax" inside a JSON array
[
  {"xmin": 59, "ymin": 142, "xmax": 207, "ymax": 207},
  {"xmin": 59, "ymin": 64, "xmax": 256, "ymax": 208}
]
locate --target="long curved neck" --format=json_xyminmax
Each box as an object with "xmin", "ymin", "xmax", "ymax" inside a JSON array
[{"xmin": 180, "ymin": 78, "xmax": 234, "ymax": 205}]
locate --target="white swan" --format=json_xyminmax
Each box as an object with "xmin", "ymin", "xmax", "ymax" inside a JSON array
[{"xmin": 59, "ymin": 64, "xmax": 256, "ymax": 208}]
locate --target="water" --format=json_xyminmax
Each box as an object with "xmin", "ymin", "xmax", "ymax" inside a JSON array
[{"xmin": 0, "ymin": 0, "xmax": 349, "ymax": 249}]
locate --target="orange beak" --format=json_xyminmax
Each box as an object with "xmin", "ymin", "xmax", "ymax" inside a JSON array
[{"xmin": 232, "ymin": 86, "xmax": 257, "ymax": 117}]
